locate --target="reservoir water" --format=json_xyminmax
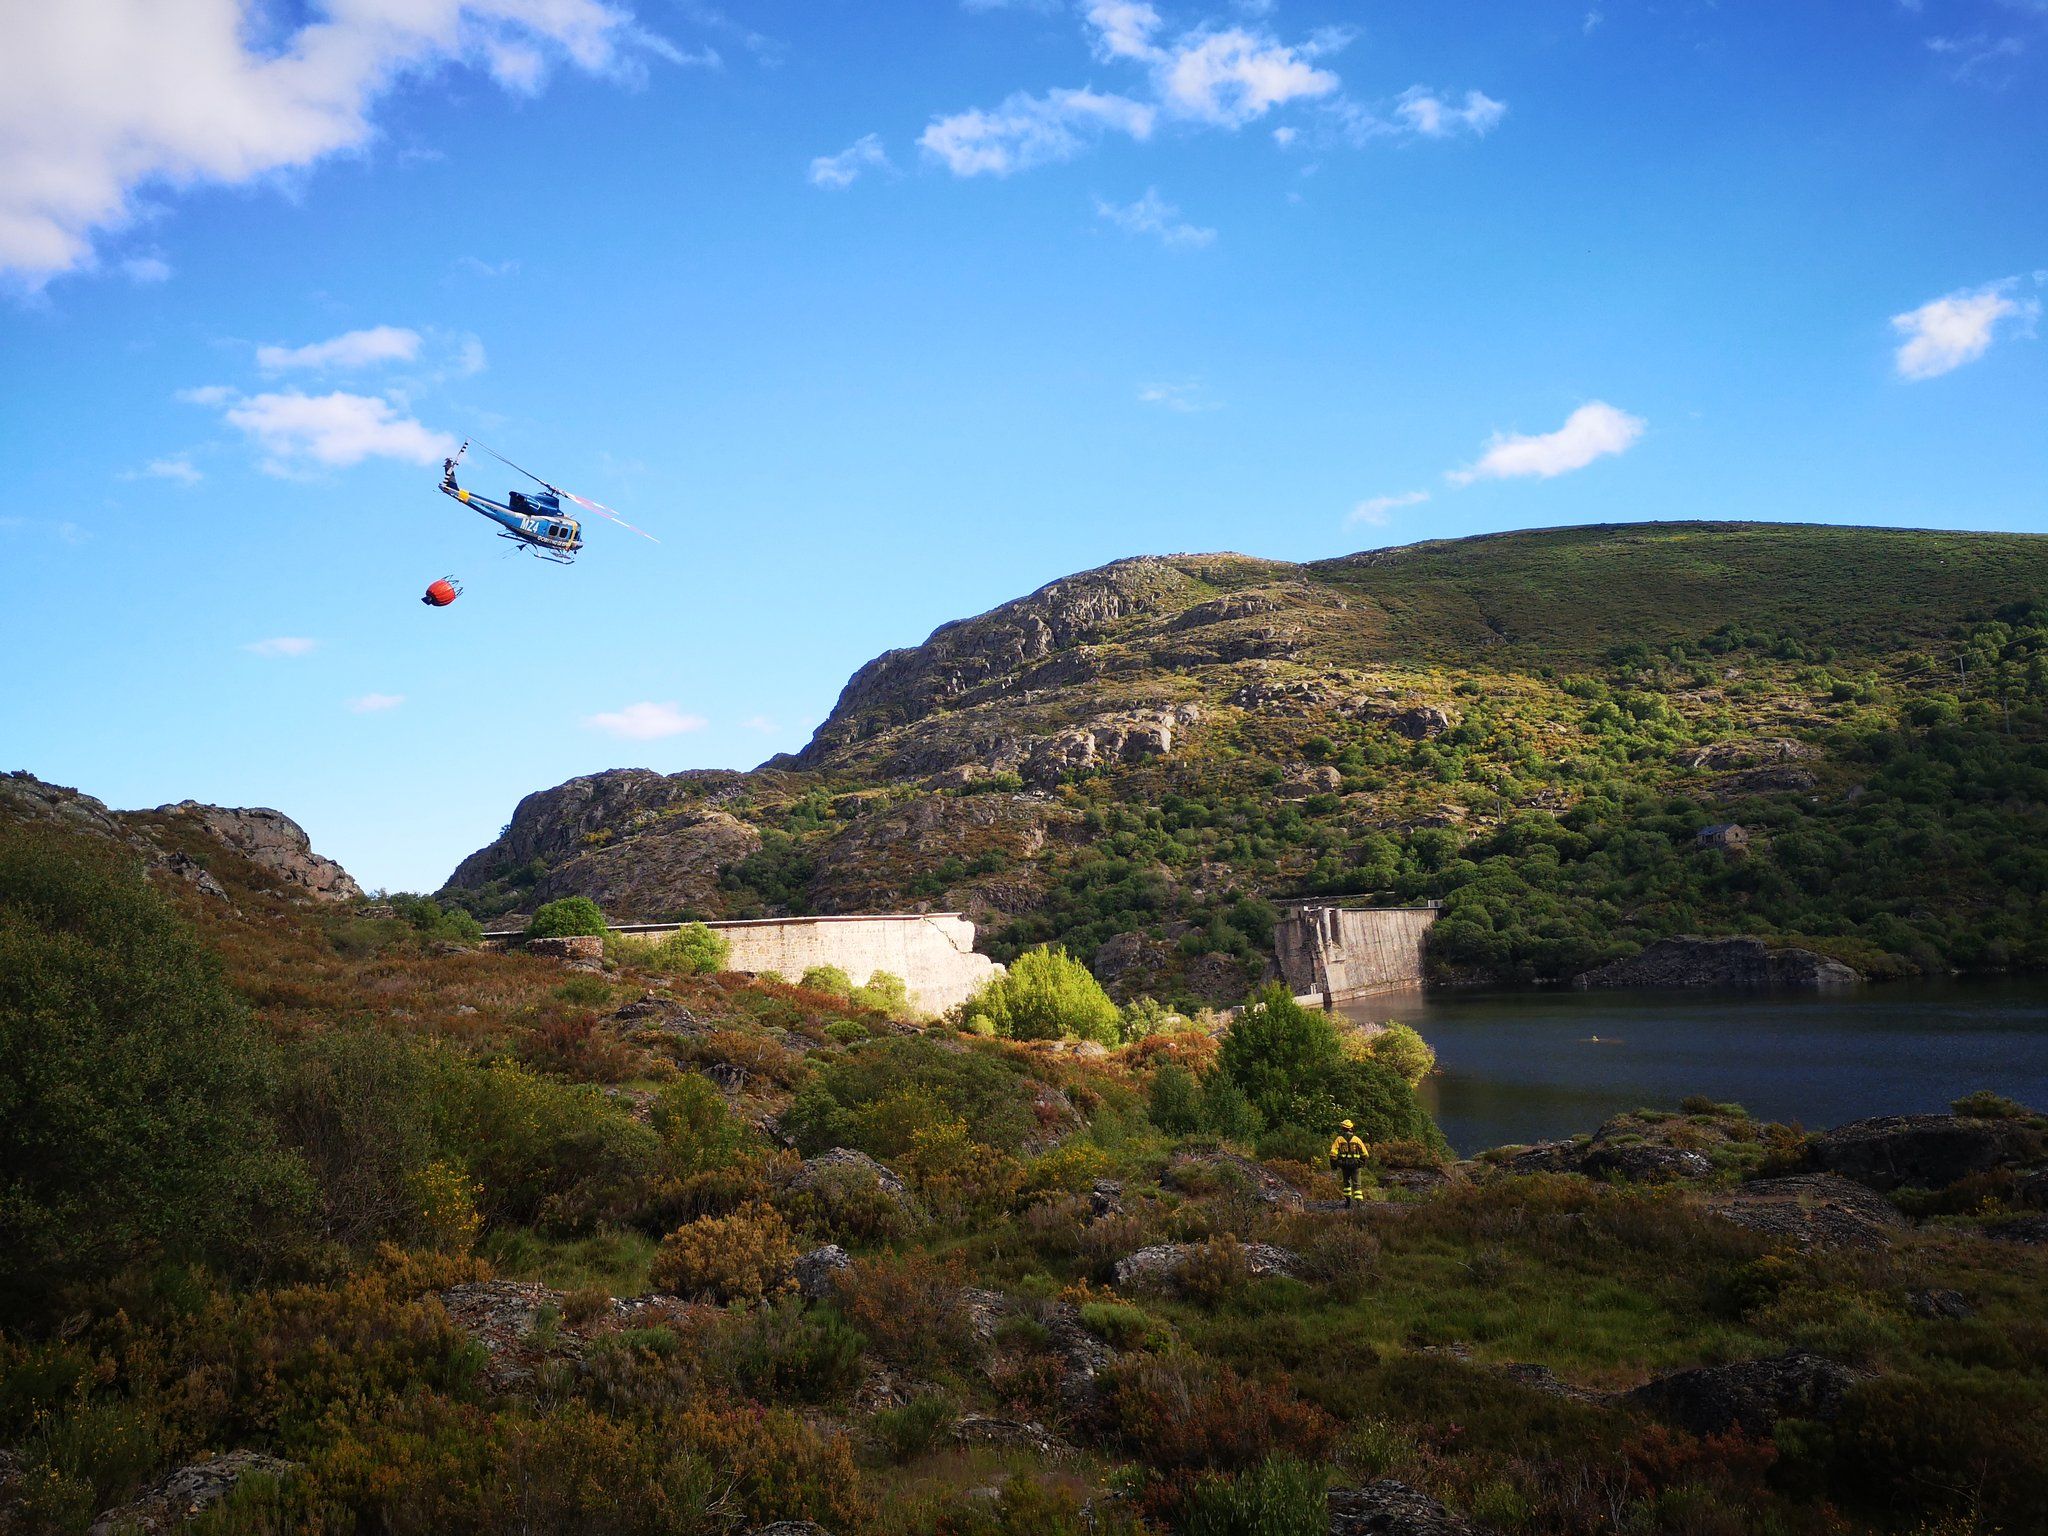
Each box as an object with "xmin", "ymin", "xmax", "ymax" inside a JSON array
[{"xmin": 1339, "ymin": 982, "xmax": 2048, "ymax": 1157}]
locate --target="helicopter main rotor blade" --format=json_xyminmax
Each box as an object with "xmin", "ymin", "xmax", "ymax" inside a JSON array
[
  {"xmin": 560, "ymin": 489, "xmax": 660, "ymax": 543},
  {"xmin": 474, "ymin": 442, "xmax": 555, "ymax": 492}
]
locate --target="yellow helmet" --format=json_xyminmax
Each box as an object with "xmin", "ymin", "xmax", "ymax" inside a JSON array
[{"xmin": 1340, "ymin": 1119, "xmax": 1354, "ymax": 1131}]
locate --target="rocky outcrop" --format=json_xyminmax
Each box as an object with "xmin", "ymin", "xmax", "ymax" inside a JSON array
[
  {"xmin": 789, "ymin": 1149, "xmax": 917, "ymax": 1218},
  {"xmin": 530, "ymin": 809, "xmax": 762, "ymax": 920},
  {"xmin": 794, "ymin": 558, "xmax": 1223, "ymax": 764},
  {"xmin": 1328, "ymin": 1481, "xmax": 1492, "ymax": 1535},
  {"xmin": 1112, "ymin": 1241, "xmax": 1300, "ymax": 1289},
  {"xmin": 1707, "ymin": 1173, "xmax": 1907, "ymax": 1250},
  {"xmin": 157, "ymin": 802, "xmax": 360, "ymax": 901},
  {"xmin": 1625, "ymin": 1352, "xmax": 1864, "ymax": 1438},
  {"xmin": 1019, "ymin": 706, "xmax": 1202, "ymax": 787},
  {"xmin": 795, "ymin": 1244, "xmax": 851, "ymax": 1302},
  {"xmin": 88, "ymin": 1451, "xmax": 299, "ymax": 1535},
  {"xmin": 1574, "ymin": 936, "xmax": 1860, "ymax": 991},
  {"xmin": 1805, "ymin": 1112, "xmax": 2045, "ymax": 1191}
]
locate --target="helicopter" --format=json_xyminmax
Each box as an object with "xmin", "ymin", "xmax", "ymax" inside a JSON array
[{"xmin": 438, "ymin": 441, "xmax": 656, "ymax": 564}]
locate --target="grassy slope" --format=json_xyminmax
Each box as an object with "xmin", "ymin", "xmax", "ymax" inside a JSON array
[{"xmin": 1308, "ymin": 522, "xmax": 2048, "ymax": 664}]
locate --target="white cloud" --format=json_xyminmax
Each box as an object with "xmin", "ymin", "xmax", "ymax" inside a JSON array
[
  {"xmin": 1158, "ymin": 27, "xmax": 1340, "ymax": 126},
  {"xmin": 0, "ymin": 0, "xmax": 684, "ymax": 286},
  {"xmin": 582, "ymin": 701, "xmax": 709, "ymax": 740},
  {"xmin": 1394, "ymin": 86, "xmax": 1508, "ymax": 138},
  {"xmin": 122, "ymin": 254, "xmax": 171, "ymax": 283},
  {"xmin": 203, "ymin": 389, "xmax": 457, "ymax": 474},
  {"xmin": 1137, "ymin": 380, "xmax": 1219, "ymax": 412},
  {"xmin": 1891, "ymin": 278, "xmax": 2040, "ymax": 379},
  {"xmin": 455, "ymin": 255, "xmax": 519, "ymax": 278},
  {"xmin": 921, "ymin": 87, "xmax": 1155, "ymax": 176},
  {"xmin": 1349, "ymin": 490, "xmax": 1428, "ymax": 526},
  {"xmin": 928, "ymin": 8, "xmax": 1355, "ymax": 176},
  {"xmin": 348, "ymin": 692, "xmax": 405, "ymax": 713},
  {"xmin": 140, "ymin": 456, "xmax": 202, "ymax": 485},
  {"xmin": 1095, "ymin": 188, "xmax": 1215, "ymax": 248},
  {"xmin": 809, "ymin": 133, "xmax": 892, "ymax": 189},
  {"xmin": 176, "ymin": 384, "xmax": 234, "ymax": 406},
  {"xmin": 257, "ymin": 325, "xmax": 422, "ymax": 372},
  {"xmin": 1086, "ymin": 1, "xmax": 1164, "ymax": 61},
  {"xmin": 1448, "ymin": 401, "xmax": 1646, "ymax": 484},
  {"xmin": 740, "ymin": 714, "xmax": 777, "ymax": 732},
  {"xmin": 246, "ymin": 636, "xmax": 318, "ymax": 657}
]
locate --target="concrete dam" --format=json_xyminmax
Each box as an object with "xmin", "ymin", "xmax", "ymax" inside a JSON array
[
  {"xmin": 611, "ymin": 912, "xmax": 1002, "ymax": 1016},
  {"xmin": 1273, "ymin": 901, "xmax": 1440, "ymax": 1006}
]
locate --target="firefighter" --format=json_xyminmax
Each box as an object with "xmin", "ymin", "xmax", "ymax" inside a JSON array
[{"xmin": 1329, "ymin": 1119, "xmax": 1371, "ymax": 1203}]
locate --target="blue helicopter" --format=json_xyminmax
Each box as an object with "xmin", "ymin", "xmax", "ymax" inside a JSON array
[{"xmin": 439, "ymin": 441, "xmax": 655, "ymax": 563}]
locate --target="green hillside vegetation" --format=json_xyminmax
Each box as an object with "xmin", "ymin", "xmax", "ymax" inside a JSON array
[
  {"xmin": 5, "ymin": 799, "xmax": 2048, "ymax": 1534},
  {"xmin": 440, "ymin": 524, "xmax": 2048, "ymax": 1004}
]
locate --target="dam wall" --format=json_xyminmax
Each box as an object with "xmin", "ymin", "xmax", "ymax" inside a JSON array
[
  {"xmin": 1274, "ymin": 902, "xmax": 1439, "ymax": 1005},
  {"xmin": 613, "ymin": 912, "xmax": 1001, "ymax": 1016}
]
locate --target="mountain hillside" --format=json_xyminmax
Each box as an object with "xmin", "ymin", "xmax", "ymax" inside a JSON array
[{"xmin": 443, "ymin": 523, "xmax": 2048, "ymax": 1001}]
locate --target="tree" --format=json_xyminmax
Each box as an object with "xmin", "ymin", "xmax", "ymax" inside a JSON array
[
  {"xmin": 0, "ymin": 833, "xmax": 310, "ymax": 1315},
  {"xmin": 1361, "ymin": 1022, "xmax": 1436, "ymax": 1088},
  {"xmin": 526, "ymin": 895, "xmax": 607, "ymax": 939},
  {"xmin": 965, "ymin": 945, "xmax": 1121, "ymax": 1045},
  {"xmin": 1217, "ymin": 986, "xmax": 1444, "ymax": 1152}
]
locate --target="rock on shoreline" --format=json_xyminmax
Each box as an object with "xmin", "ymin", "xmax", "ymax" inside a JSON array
[{"xmin": 1573, "ymin": 935, "xmax": 1860, "ymax": 991}]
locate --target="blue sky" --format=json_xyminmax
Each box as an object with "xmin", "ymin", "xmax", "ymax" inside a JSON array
[{"xmin": 2, "ymin": 0, "xmax": 2044, "ymax": 893}]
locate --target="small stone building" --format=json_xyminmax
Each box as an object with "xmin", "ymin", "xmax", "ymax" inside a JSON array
[{"xmin": 1696, "ymin": 823, "xmax": 1750, "ymax": 854}]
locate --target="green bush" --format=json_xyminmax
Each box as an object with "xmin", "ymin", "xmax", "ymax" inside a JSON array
[
  {"xmin": 275, "ymin": 1029, "xmax": 438, "ymax": 1251},
  {"xmin": 781, "ymin": 1037, "xmax": 1040, "ymax": 1155},
  {"xmin": 850, "ymin": 969, "xmax": 912, "ymax": 1019},
  {"xmin": 0, "ymin": 833, "xmax": 312, "ymax": 1315},
  {"xmin": 964, "ymin": 945, "xmax": 1121, "ymax": 1045},
  {"xmin": 1218, "ymin": 987, "xmax": 1445, "ymax": 1152},
  {"xmin": 654, "ymin": 922, "xmax": 730, "ymax": 976},
  {"xmin": 388, "ymin": 893, "xmax": 484, "ymax": 944},
  {"xmin": 1120, "ymin": 995, "xmax": 1179, "ymax": 1042},
  {"xmin": 1361, "ymin": 1022, "xmax": 1435, "ymax": 1088},
  {"xmin": 526, "ymin": 896, "xmax": 608, "ymax": 940},
  {"xmin": 801, "ymin": 964, "xmax": 854, "ymax": 998},
  {"xmin": 1149, "ymin": 1061, "xmax": 1204, "ymax": 1135}
]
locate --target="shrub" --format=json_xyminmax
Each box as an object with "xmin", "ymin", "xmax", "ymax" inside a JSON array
[
  {"xmin": 720, "ymin": 1297, "xmax": 866, "ymax": 1403},
  {"xmin": 1953, "ymin": 1089, "xmax": 2031, "ymax": 1121},
  {"xmin": 1079, "ymin": 1301, "xmax": 1161, "ymax": 1351},
  {"xmin": 441, "ymin": 1058, "xmax": 661, "ymax": 1231},
  {"xmin": 1360, "ymin": 1022, "xmax": 1435, "ymax": 1088},
  {"xmin": 655, "ymin": 922, "xmax": 730, "ymax": 976},
  {"xmin": 823, "ymin": 1019, "xmax": 869, "ymax": 1045},
  {"xmin": 389, "ymin": 892, "xmax": 485, "ymax": 944},
  {"xmin": 850, "ymin": 969, "xmax": 913, "ymax": 1018},
  {"xmin": 835, "ymin": 1252, "xmax": 972, "ymax": 1373},
  {"xmin": 275, "ymin": 1028, "xmax": 438, "ymax": 1250},
  {"xmin": 801, "ymin": 964, "xmax": 854, "ymax": 998},
  {"xmin": 1150, "ymin": 1061, "xmax": 1204, "ymax": 1134},
  {"xmin": 1121, "ymin": 995, "xmax": 1179, "ymax": 1042},
  {"xmin": 964, "ymin": 945, "xmax": 1121, "ymax": 1045},
  {"xmin": 651, "ymin": 1203, "xmax": 800, "ymax": 1303},
  {"xmin": 0, "ymin": 833, "xmax": 312, "ymax": 1314},
  {"xmin": 649, "ymin": 1075, "xmax": 752, "ymax": 1177},
  {"xmin": 870, "ymin": 1394, "xmax": 955, "ymax": 1463},
  {"xmin": 525, "ymin": 896, "xmax": 608, "ymax": 939},
  {"xmin": 779, "ymin": 1155, "xmax": 919, "ymax": 1245},
  {"xmin": 1103, "ymin": 1358, "xmax": 1340, "ymax": 1476},
  {"xmin": 781, "ymin": 1036, "xmax": 1040, "ymax": 1155},
  {"xmin": 1178, "ymin": 1457, "xmax": 1331, "ymax": 1536}
]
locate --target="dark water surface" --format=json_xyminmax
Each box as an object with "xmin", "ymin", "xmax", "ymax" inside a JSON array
[{"xmin": 1338, "ymin": 982, "xmax": 2048, "ymax": 1157}]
